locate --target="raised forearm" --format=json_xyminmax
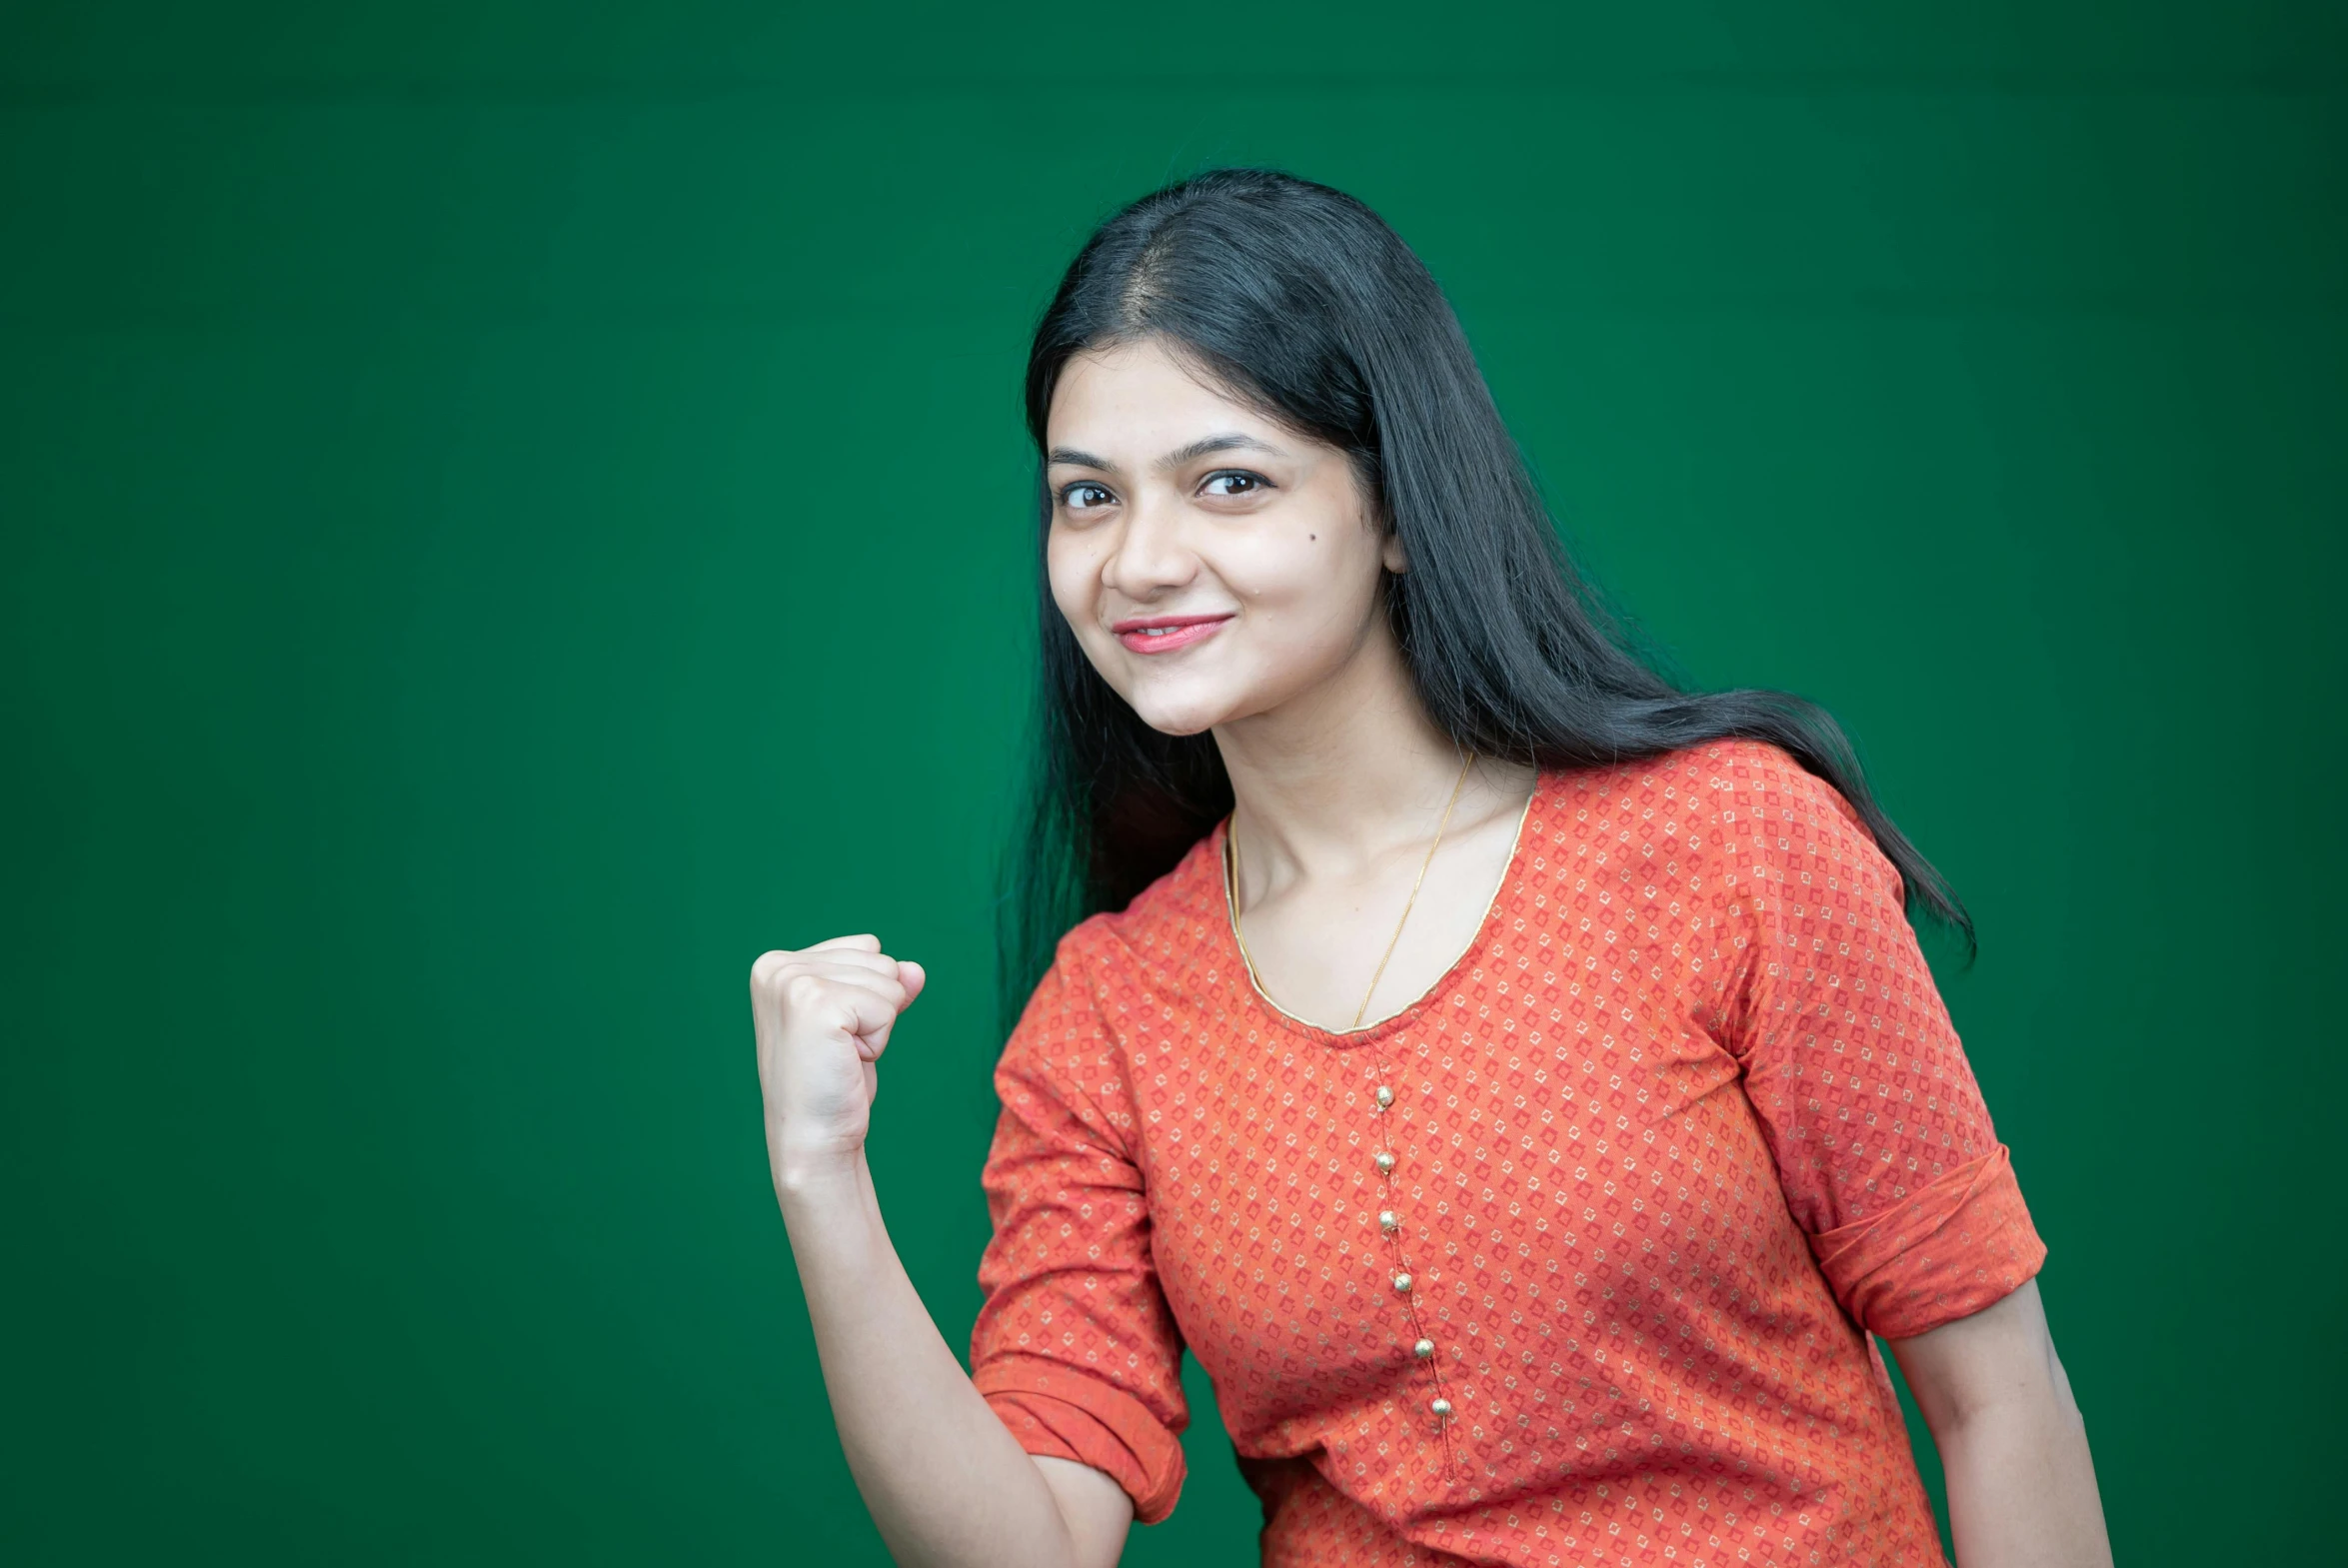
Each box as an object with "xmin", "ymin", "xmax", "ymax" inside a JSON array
[
  {"xmin": 752, "ymin": 940, "xmax": 1131, "ymax": 1568},
  {"xmin": 779, "ymin": 1156, "xmax": 1125, "ymax": 1568}
]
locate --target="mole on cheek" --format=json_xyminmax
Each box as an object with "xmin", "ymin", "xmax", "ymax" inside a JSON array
[{"xmin": 1309, "ymin": 533, "xmax": 1317, "ymax": 541}]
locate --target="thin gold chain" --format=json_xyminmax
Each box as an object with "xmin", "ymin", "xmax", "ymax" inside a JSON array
[{"xmin": 1229, "ymin": 750, "xmax": 1477, "ymax": 1031}]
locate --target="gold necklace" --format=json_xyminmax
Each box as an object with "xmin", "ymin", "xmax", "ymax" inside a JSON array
[{"xmin": 1228, "ymin": 750, "xmax": 1477, "ymax": 1031}]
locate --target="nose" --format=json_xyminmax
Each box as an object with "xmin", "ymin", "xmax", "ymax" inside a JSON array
[{"xmin": 1101, "ymin": 488, "xmax": 1198, "ymax": 602}]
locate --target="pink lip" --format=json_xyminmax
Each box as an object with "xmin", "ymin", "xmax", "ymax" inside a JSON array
[{"xmin": 1112, "ymin": 614, "xmax": 1233, "ymax": 654}]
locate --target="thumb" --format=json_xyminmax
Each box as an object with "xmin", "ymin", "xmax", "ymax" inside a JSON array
[{"xmin": 896, "ymin": 959, "xmax": 928, "ymax": 1009}]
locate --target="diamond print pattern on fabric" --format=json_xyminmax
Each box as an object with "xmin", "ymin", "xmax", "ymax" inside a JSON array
[{"xmin": 971, "ymin": 742, "xmax": 2043, "ymax": 1567}]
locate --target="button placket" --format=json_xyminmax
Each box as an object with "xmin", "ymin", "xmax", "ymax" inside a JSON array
[{"xmin": 1363, "ymin": 1053, "xmax": 1458, "ymax": 1462}]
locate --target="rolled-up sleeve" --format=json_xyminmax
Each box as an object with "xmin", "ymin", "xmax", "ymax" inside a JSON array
[
  {"xmin": 969, "ymin": 938, "xmax": 1187, "ymax": 1523},
  {"xmin": 1720, "ymin": 752, "xmax": 2046, "ymax": 1340}
]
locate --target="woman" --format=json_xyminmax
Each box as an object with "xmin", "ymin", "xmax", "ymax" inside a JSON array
[{"xmin": 751, "ymin": 170, "xmax": 2110, "ymax": 1568}]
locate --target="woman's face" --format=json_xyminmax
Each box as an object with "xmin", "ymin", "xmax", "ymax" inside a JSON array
[{"xmin": 1045, "ymin": 336, "xmax": 1404, "ymax": 738}]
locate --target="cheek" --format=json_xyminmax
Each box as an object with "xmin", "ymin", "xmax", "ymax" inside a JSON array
[
  {"xmin": 1220, "ymin": 529, "xmax": 1382, "ymax": 628},
  {"xmin": 1045, "ymin": 532, "xmax": 1098, "ymax": 622}
]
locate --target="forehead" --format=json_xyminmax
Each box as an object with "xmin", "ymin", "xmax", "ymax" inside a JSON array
[{"xmin": 1046, "ymin": 338, "xmax": 1279, "ymax": 451}]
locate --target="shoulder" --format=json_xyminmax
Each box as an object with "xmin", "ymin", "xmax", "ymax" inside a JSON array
[
  {"xmin": 1527, "ymin": 741, "xmax": 1885, "ymax": 904},
  {"xmin": 1065, "ymin": 826, "xmax": 1230, "ymax": 992},
  {"xmin": 1639, "ymin": 741, "xmax": 1906, "ymax": 918},
  {"xmin": 1532, "ymin": 740, "xmax": 1860, "ymax": 837},
  {"xmin": 1675, "ymin": 740, "xmax": 1867, "ymax": 831},
  {"xmin": 1541, "ymin": 740, "xmax": 1855, "ymax": 819},
  {"xmin": 1003, "ymin": 828, "xmax": 1227, "ymax": 1062}
]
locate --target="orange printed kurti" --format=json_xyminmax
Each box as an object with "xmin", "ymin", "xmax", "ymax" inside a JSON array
[{"xmin": 970, "ymin": 742, "xmax": 2043, "ymax": 1567}]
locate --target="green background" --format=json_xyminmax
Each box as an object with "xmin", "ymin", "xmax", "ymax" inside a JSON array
[{"xmin": 5, "ymin": 4, "xmax": 2341, "ymax": 1563}]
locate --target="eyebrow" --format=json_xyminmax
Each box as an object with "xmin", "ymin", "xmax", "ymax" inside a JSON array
[{"xmin": 1045, "ymin": 433, "xmax": 1290, "ymax": 475}]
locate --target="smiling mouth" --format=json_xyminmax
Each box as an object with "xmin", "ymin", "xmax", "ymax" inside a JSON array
[{"xmin": 1111, "ymin": 614, "xmax": 1233, "ymax": 654}]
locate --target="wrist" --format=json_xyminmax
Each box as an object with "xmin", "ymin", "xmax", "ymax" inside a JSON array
[{"xmin": 772, "ymin": 1142, "xmax": 869, "ymax": 1207}]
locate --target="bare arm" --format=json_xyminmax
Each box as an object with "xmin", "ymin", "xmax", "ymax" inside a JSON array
[
  {"xmin": 1885, "ymin": 1279, "xmax": 2111, "ymax": 1568},
  {"xmin": 754, "ymin": 936, "xmax": 1134, "ymax": 1568}
]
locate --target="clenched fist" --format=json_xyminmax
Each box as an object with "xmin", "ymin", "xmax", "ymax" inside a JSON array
[{"xmin": 751, "ymin": 934, "xmax": 927, "ymax": 1191}]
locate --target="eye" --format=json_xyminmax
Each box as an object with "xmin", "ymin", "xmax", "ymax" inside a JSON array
[
  {"xmin": 1058, "ymin": 481, "xmax": 1117, "ymax": 513},
  {"xmin": 1198, "ymin": 470, "xmax": 1269, "ymax": 499}
]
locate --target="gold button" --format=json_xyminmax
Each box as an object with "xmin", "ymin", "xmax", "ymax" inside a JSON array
[
  {"xmin": 1374, "ymin": 1151, "xmax": 1395, "ymax": 1173},
  {"xmin": 1392, "ymin": 1272, "xmax": 1412, "ymax": 1293},
  {"xmin": 1378, "ymin": 1210, "xmax": 1399, "ymax": 1233},
  {"xmin": 1413, "ymin": 1338, "xmax": 1434, "ymax": 1359},
  {"xmin": 1430, "ymin": 1398, "xmax": 1452, "ymax": 1418},
  {"xmin": 1374, "ymin": 1085, "xmax": 1394, "ymax": 1108}
]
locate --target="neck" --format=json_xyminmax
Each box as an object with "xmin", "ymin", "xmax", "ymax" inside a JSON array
[{"xmin": 1210, "ymin": 619, "xmax": 1525, "ymax": 880}]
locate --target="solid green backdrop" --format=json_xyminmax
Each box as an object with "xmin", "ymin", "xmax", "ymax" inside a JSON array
[{"xmin": 4, "ymin": 4, "xmax": 2341, "ymax": 1563}]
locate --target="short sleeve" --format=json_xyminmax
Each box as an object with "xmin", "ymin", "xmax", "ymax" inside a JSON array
[
  {"xmin": 969, "ymin": 938, "xmax": 1188, "ymax": 1523},
  {"xmin": 1719, "ymin": 751, "xmax": 2046, "ymax": 1340}
]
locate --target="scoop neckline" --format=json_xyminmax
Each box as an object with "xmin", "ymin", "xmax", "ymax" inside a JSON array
[{"xmin": 1211, "ymin": 772, "xmax": 1545, "ymax": 1050}]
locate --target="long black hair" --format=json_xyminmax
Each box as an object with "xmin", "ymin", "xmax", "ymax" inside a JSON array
[{"xmin": 1000, "ymin": 168, "xmax": 1969, "ymax": 1029}]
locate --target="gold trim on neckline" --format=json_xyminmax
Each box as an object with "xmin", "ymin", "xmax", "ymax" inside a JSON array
[{"xmin": 1218, "ymin": 774, "xmax": 1541, "ymax": 1039}]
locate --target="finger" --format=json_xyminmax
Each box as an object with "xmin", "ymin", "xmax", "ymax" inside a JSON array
[
  {"xmin": 768, "ymin": 958, "xmax": 908, "ymax": 1008},
  {"xmin": 896, "ymin": 959, "xmax": 928, "ymax": 1007},
  {"xmin": 805, "ymin": 968, "xmax": 910, "ymax": 1015},
  {"xmin": 781, "ymin": 956, "xmax": 915, "ymax": 1009},
  {"xmin": 807, "ymin": 933, "xmax": 884, "ymax": 954},
  {"xmin": 864, "ymin": 1059, "xmax": 879, "ymax": 1106},
  {"xmin": 856, "ymin": 1010, "xmax": 903, "ymax": 1061},
  {"xmin": 785, "ymin": 973, "xmax": 901, "ymax": 1040},
  {"xmin": 811, "ymin": 976, "xmax": 916, "ymax": 1061},
  {"xmin": 798, "ymin": 946, "xmax": 903, "ymax": 982},
  {"xmin": 752, "ymin": 944, "xmax": 890, "ymax": 988}
]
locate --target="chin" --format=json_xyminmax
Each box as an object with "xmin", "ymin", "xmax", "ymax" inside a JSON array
[
  {"xmin": 1129, "ymin": 703, "xmax": 1223, "ymax": 739},
  {"xmin": 1121, "ymin": 685, "xmax": 1238, "ymax": 739}
]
